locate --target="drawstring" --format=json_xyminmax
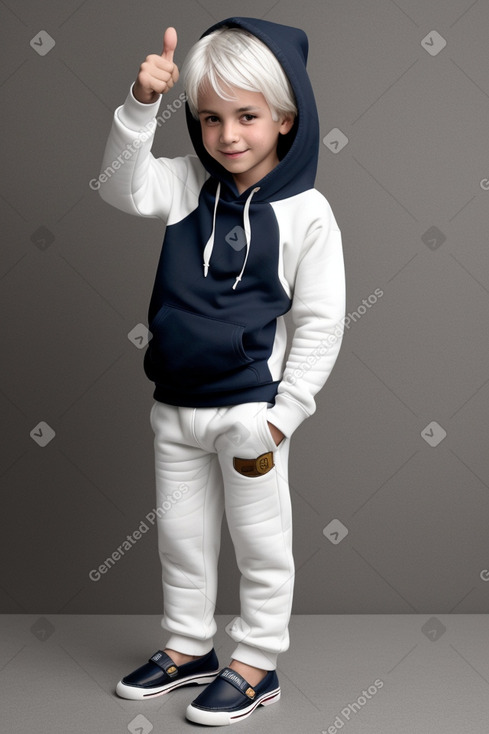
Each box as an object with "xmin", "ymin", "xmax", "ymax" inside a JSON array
[
  {"xmin": 202, "ymin": 184, "xmax": 261, "ymax": 290},
  {"xmin": 233, "ymin": 187, "xmax": 260, "ymax": 290},
  {"xmin": 203, "ymin": 182, "xmax": 220, "ymax": 278}
]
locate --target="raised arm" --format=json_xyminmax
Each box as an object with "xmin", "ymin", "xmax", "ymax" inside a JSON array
[{"xmin": 96, "ymin": 28, "xmax": 206, "ymax": 221}]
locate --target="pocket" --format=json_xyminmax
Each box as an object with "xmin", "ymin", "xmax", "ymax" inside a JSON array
[
  {"xmin": 255, "ymin": 404, "xmax": 281, "ymax": 453},
  {"xmin": 145, "ymin": 304, "xmax": 252, "ymax": 384}
]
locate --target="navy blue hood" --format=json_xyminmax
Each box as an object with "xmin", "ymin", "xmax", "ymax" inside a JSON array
[{"xmin": 185, "ymin": 17, "xmax": 320, "ymax": 202}]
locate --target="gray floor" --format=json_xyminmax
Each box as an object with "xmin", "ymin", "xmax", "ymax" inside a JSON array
[{"xmin": 2, "ymin": 614, "xmax": 489, "ymax": 733}]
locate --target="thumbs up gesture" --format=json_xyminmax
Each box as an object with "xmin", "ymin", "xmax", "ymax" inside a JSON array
[{"xmin": 133, "ymin": 27, "xmax": 179, "ymax": 104}]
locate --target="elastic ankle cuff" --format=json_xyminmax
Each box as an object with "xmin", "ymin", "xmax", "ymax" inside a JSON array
[{"xmin": 231, "ymin": 643, "xmax": 278, "ymax": 671}]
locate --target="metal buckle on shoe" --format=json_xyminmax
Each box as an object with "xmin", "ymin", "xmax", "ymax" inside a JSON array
[
  {"xmin": 245, "ymin": 686, "xmax": 256, "ymax": 699},
  {"xmin": 150, "ymin": 651, "xmax": 179, "ymax": 677}
]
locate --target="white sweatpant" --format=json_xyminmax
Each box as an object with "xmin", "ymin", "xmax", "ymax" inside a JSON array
[{"xmin": 150, "ymin": 400, "xmax": 294, "ymax": 671}]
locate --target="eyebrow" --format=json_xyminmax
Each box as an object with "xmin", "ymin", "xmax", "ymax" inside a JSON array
[{"xmin": 197, "ymin": 106, "xmax": 262, "ymax": 115}]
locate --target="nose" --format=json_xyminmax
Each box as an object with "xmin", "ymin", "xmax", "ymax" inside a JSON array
[{"xmin": 219, "ymin": 120, "xmax": 239, "ymax": 144}]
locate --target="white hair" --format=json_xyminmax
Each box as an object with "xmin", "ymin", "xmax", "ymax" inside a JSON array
[{"xmin": 182, "ymin": 27, "xmax": 297, "ymax": 122}]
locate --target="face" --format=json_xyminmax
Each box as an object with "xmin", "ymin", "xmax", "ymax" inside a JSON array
[{"xmin": 197, "ymin": 85, "xmax": 294, "ymax": 194}]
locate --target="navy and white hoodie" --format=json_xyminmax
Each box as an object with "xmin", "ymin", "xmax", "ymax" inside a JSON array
[{"xmin": 99, "ymin": 17, "xmax": 345, "ymax": 438}]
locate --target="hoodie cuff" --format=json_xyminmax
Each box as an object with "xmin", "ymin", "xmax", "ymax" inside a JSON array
[
  {"xmin": 116, "ymin": 83, "xmax": 162, "ymax": 132},
  {"xmin": 266, "ymin": 395, "xmax": 312, "ymax": 438}
]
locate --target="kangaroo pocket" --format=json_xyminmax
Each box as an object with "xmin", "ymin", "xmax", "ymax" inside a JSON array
[{"xmin": 144, "ymin": 303, "xmax": 256, "ymax": 387}]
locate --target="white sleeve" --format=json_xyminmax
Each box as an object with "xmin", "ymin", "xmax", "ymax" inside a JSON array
[
  {"xmin": 267, "ymin": 201, "xmax": 346, "ymax": 437},
  {"xmin": 96, "ymin": 84, "xmax": 207, "ymax": 222}
]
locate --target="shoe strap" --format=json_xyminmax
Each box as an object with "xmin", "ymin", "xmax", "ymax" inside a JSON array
[
  {"xmin": 149, "ymin": 651, "xmax": 179, "ymax": 677},
  {"xmin": 219, "ymin": 667, "xmax": 256, "ymax": 700}
]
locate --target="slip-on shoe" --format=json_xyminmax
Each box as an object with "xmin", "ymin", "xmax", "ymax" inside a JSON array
[
  {"xmin": 185, "ymin": 666, "xmax": 281, "ymax": 726},
  {"xmin": 115, "ymin": 649, "xmax": 220, "ymax": 700}
]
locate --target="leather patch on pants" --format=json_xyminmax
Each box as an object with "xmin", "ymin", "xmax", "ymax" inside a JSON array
[{"xmin": 233, "ymin": 451, "xmax": 274, "ymax": 477}]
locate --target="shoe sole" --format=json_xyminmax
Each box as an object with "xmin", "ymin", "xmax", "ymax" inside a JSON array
[
  {"xmin": 115, "ymin": 670, "xmax": 220, "ymax": 700},
  {"xmin": 185, "ymin": 687, "xmax": 281, "ymax": 726}
]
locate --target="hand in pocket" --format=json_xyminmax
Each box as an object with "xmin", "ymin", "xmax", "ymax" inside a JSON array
[{"xmin": 267, "ymin": 421, "xmax": 285, "ymax": 446}]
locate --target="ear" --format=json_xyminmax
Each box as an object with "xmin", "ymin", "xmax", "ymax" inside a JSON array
[{"xmin": 279, "ymin": 114, "xmax": 295, "ymax": 135}]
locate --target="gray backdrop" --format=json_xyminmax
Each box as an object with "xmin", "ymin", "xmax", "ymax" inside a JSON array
[{"xmin": 1, "ymin": 0, "xmax": 489, "ymax": 616}]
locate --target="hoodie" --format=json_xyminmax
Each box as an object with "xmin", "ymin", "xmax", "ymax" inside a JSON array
[{"xmin": 98, "ymin": 17, "xmax": 345, "ymax": 437}]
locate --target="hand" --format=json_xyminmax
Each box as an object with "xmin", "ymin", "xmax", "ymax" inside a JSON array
[
  {"xmin": 133, "ymin": 27, "xmax": 179, "ymax": 104},
  {"xmin": 267, "ymin": 422, "xmax": 285, "ymax": 446}
]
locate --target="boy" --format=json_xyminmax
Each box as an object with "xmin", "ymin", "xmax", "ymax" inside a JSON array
[{"xmin": 99, "ymin": 17, "xmax": 345, "ymax": 726}]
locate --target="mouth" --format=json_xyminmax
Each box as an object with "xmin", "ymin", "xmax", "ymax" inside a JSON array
[{"xmin": 219, "ymin": 149, "xmax": 248, "ymax": 159}]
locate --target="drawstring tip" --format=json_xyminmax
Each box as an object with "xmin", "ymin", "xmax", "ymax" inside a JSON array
[
  {"xmin": 203, "ymin": 264, "xmax": 209, "ymax": 277},
  {"xmin": 232, "ymin": 276, "xmax": 241, "ymax": 290}
]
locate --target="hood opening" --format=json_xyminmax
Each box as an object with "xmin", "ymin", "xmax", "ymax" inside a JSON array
[{"xmin": 185, "ymin": 17, "xmax": 319, "ymax": 202}]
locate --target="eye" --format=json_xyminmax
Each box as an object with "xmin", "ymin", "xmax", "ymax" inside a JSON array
[
  {"xmin": 203, "ymin": 115, "xmax": 220, "ymax": 125},
  {"xmin": 241, "ymin": 114, "xmax": 256, "ymax": 123}
]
